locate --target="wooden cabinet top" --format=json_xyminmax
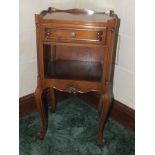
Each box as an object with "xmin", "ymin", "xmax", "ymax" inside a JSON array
[{"xmin": 36, "ymin": 7, "xmax": 118, "ymax": 25}]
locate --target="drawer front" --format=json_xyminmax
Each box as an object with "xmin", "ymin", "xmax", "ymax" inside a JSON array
[{"xmin": 43, "ymin": 27, "xmax": 106, "ymax": 45}]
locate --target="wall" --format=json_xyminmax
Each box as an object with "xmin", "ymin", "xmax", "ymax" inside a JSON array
[
  {"xmin": 19, "ymin": 0, "xmax": 77, "ymax": 97},
  {"xmin": 112, "ymin": 0, "xmax": 135, "ymax": 109},
  {"xmin": 19, "ymin": 0, "xmax": 41, "ymax": 97},
  {"xmin": 19, "ymin": 0, "xmax": 135, "ymax": 109},
  {"xmin": 75, "ymin": 0, "xmax": 114, "ymax": 11}
]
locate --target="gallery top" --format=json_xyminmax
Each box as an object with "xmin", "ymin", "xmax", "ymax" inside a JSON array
[{"xmin": 35, "ymin": 7, "xmax": 117, "ymax": 24}]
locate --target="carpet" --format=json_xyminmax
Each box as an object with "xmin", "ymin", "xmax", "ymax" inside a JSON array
[{"xmin": 19, "ymin": 96, "xmax": 135, "ymax": 155}]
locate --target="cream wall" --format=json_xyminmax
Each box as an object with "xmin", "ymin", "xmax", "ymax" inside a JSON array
[
  {"xmin": 112, "ymin": 0, "xmax": 135, "ymax": 109},
  {"xmin": 19, "ymin": 0, "xmax": 135, "ymax": 109},
  {"xmin": 75, "ymin": 0, "xmax": 114, "ymax": 11},
  {"xmin": 19, "ymin": 0, "xmax": 77, "ymax": 97},
  {"xmin": 19, "ymin": 0, "xmax": 41, "ymax": 97}
]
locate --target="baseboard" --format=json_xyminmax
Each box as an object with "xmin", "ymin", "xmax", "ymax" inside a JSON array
[
  {"xmin": 19, "ymin": 92, "xmax": 135, "ymax": 132},
  {"xmin": 110, "ymin": 99, "xmax": 135, "ymax": 131},
  {"xmin": 19, "ymin": 93, "xmax": 37, "ymax": 117}
]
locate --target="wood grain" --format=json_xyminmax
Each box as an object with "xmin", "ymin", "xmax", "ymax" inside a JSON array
[{"xmin": 34, "ymin": 7, "xmax": 119, "ymax": 145}]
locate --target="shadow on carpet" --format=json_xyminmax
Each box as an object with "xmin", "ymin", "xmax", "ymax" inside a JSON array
[{"xmin": 19, "ymin": 96, "xmax": 135, "ymax": 155}]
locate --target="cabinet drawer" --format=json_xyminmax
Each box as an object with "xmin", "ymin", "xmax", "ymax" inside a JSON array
[{"xmin": 43, "ymin": 27, "xmax": 106, "ymax": 45}]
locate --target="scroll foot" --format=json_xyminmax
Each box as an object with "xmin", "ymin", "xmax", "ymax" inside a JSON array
[{"xmin": 36, "ymin": 131, "xmax": 46, "ymax": 140}]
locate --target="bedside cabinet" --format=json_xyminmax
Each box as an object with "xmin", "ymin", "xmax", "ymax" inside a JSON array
[{"xmin": 34, "ymin": 7, "xmax": 119, "ymax": 146}]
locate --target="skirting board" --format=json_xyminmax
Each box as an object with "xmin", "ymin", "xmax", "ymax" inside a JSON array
[{"xmin": 19, "ymin": 91, "xmax": 135, "ymax": 132}]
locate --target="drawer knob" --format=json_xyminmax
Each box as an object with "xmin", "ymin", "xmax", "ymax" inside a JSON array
[
  {"xmin": 47, "ymin": 32, "xmax": 51, "ymax": 35},
  {"xmin": 70, "ymin": 32, "xmax": 76, "ymax": 38},
  {"xmin": 46, "ymin": 32, "xmax": 50, "ymax": 36},
  {"xmin": 45, "ymin": 32, "xmax": 51, "ymax": 38}
]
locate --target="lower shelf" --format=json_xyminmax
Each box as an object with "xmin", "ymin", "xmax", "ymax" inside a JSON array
[{"xmin": 45, "ymin": 60, "xmax": 103, "ymax": 82}]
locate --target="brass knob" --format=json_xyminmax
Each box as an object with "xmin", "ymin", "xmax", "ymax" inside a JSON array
[
  {"xmin": 46, "ymin": 32, "xmax": 51, "ymax": 35},
  {"xmin": 70, "ymin": 32, "xmax": 76, "ymax": 38},
  {"xmin": 97, "ymin": 32, "xmax": 101, "ymax": 35}
]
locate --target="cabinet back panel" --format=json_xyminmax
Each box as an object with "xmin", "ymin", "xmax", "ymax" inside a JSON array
[{"xmin": 55, "ymin": 45, "xmax": 104, "ymax": 62}]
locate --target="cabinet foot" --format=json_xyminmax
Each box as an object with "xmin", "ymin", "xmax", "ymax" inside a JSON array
[
  {"xmin": 97, "ymin": 134, "xmax": 106, "ymax": 147},
  {"xmin": 36, "ymin": 130, "xmax": 46, "ymax": 140}
]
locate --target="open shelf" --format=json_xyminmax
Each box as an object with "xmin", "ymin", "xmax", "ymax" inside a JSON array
[{"xmin": 45, "ymin": 60, "xmax": 103, "ymax": 82}]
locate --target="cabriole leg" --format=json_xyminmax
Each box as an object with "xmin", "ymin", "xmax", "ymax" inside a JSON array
[
  {"xmin": 34, "ymin": 87, "xmax": 48, "ymax": 140},
  {"xmin": 97, "ymin": 93, "xmax": 112, "ymax": 146}
]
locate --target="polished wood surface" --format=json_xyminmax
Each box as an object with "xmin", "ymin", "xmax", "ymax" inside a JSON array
[
  {"xmin": 34, "ymin": 7, "xmax": 119, "ymax": 146},
  {"xmin": 43, "ymin": 26, "xmax": 106, "ymax": 45},
  {"xmin": 43, "ymin": 11, "xmax": 113, "ymax": 22},
  {"xmin": 45, "ymin": 60, "xmax": 102, "ymax": 81},
  {"xmin": 42, "ymin": 8, "xmax": 114, "ymax": 22},
  {"xmin": 55, "ymin": 45, "xmax": 104, "ymax": 61}
]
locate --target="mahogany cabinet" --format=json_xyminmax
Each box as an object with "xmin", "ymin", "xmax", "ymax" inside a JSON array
[{"xmin": 34, "ymin": 7, "xmax": 119, "ymax": 146}]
